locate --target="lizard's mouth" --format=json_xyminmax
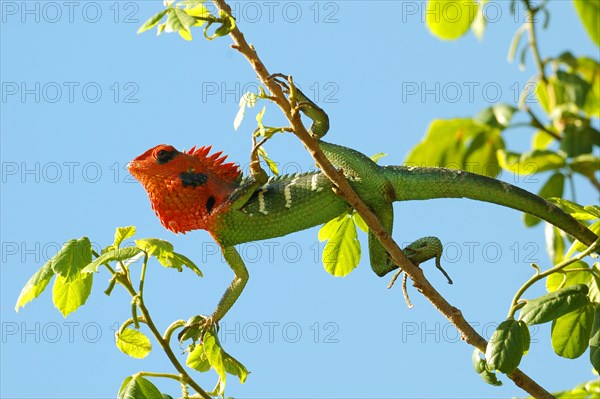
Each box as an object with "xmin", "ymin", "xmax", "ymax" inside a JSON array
[{"xmin": 127, "ymin": 160, "xmax": 147, "ymax": 183}]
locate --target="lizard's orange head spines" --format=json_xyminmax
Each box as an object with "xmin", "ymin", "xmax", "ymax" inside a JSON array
[
  {"xmin": 186, "ymin": 146, "xmax": 240, "ymax": 183},
  {"xmin": 128, "ymin": 144, "xmax": 239, "ymax": 234}
]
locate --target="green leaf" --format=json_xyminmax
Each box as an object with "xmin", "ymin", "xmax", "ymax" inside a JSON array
[
  {"xmin": 425, "ymin": 0, "xmax": 479, "ymax": 40},
  {"xmin": 370, "ymin": 152, "xmax": 388, "ymax": 164},
  {"xmin": 550, "ymin": 378, "xmax": 600, "ymax": 399},
  {"xmin": 137, "ymin": 9, "xmax": 168, "ymax": 34},
  {"xmin": 116, "ymin": 328, "xmax": 152, "ymax": 359},
  {"xmin": 587, "ymin": 206, "xmax": 600, "ymax": 218},
  {"xmin": 234, "ymin": 94, "xmax": 249, "ymax": 130},
  {"xmin": 255, "ymin": 106, "xmax": 267, "ymax": 136},
  {"xmin": 186, "ymin": 334, "xmax": 249, "ymax": 383},
  {"xmin": 136, "ymin": 237, "xmax": 172, "ymax": 256},
  {"xmin": 590, "ymin": 263, "xmax": 600, "ymax": 304},
  {"xmin": 171, "ymin": 252, "xmax": 203, "ymax": 276},
  {"xmin": 472, "ymin": 348, "xmax": 502, "ymax": 386},
  {"xmin": 497, "ymin": 149, "xmax": 566, "ymax": 175},
  {"xmin": 536, "ymin": 72, "xmax": 592, "ymax": 117},
  {"xmin": 257, "ymin": 147, "xmax": 279, "ymax": 176},
  {"xmin": 524, "ymin": 172, "xmax": 565, "ymax": 227},
  {"xmin": 223, "ymin": 352, "xmax": 249, "ymax": 384},
  {"xmin": 549, "ymin": 198, "xmax": 599, "ymax": 221},
  {"xmin": 156, "ymin": 23, "xmax": 166, "ymax": 36},
  {"xmin": 118, "ymin": 376, "xmax": 163, "ymax": 399},
  {"xmin": 552, "ymin": 303, "xmax": 595, "ymax": 359},
  {"xmin": 135, "ymin": 238, "xmax": 188, "ymax": 270},
  {"xmin": 212, "ymin": 9, "xmax": 236, "ymax": 38},
  {"xmin": 519, "ymin": 320, "xmax": 530, "ymax": 355},
  {"xmin": 166, "ymin": 7, "xmax": 196, "ymax": 33},
  {"xmin": 566, "ymin": 220, "xmax": 600, "ymax": 257},
  {"xmin": 561, "ymin": 125, "xmax": 596, "ymax": 158},
  {"xmin": 507, "ymin": 24, "xmax": 526, "ymax": 63},
  {"xmin": 187, "ymin": 344, "xmax": 211, "ymax": 373},
  {"xmin": 470, "ymin": 0, "xmax": 487, "ymax": 40},
  {"xmin": 485, "ymin": 318, "xmax": 525, "ymax": 374},
  {"xmin": 474, "ymin": 104, "xmax": 517, "ymax": 130},
  {"xmin": 590, "ymin": 305, "xmax": 600, "ymax": 372},
  {"xmin": 532, "ymin": 130, "xmax": 555, "ymax": 150},
  {"xmin": 406, "ymin": 118, "xmax": 504, "ymax": 177},
  {"xmin": 545, "ymin": 225, "xmax": 565, "ymax": 265},
  {"xmin": 52, "ymin": 273, "xmax": 93, "ymax": 317},
  {"xmin": 570, "ymin": 154, "xmax": 600, "ymax": 180},
  {"xmin": 186, "ymin": 2, "xmax": 210, "ymax": 26},
  {"xmin": 318, "ymin": 214, "xmax": 361, "ymax": 277},
  {"xmin": 114, "ymin": 226, "xmax": 136, "ymax": 249},
  {"xmin": 556, "ymin": 70, "xmax": 592, "ymax": 110},
  {"xmin": 50, "ymin": 237, "xmax": 92, "ymax": 280},
  {"xmin": 203, "ymin": 329, "xmax": 226, "ymax": 396},
  {"xmin": 577, "ymin": 57, "xmax": 600, "ymax": 117},
  {"xmin": 82, "ymin": 246, "xmax": 142, "ymax": 273},
  {"xmin": 462, "ymin": 129, "xmax": 504, "ymax": 177},
  {"xmin": 546, "ymin": 261, "xmax": 593, "ymax": 292},
  {"xmin": 15, "ymin": 260, "xmax": 55, "ymax": 312},
  {"xmin": 573, "ymin": 0, "xmax": 600, "ymax": 47},
  {"xmin": 178, "ymin": 28, "xmax": 193, "ymax": 41},
  {"xmin": 472, "ymin": 348, "xmax": 486, "ymax": 373},
  {"xmin": 479, "ymin": 368, "xmax": 503, "ymax": 386},
  {"xmin": 520, "ymin": 284, "xmax": 590, "ymax": 325},
  {"xmin": 406, "ymin": 118, "xmax": 476, "ymax": 167},
  {"xmin": 352, "ymin": 212, "xmax": 369, "ymax": 233}
]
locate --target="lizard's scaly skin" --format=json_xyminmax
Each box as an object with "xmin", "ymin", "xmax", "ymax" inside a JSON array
[
  {"xmin": 129, "ymin": 130, "xmax": 598, "ymax": 327},
  {"xmin": 210, "ymin": 141, "xmax": 597, "ymax": 250}
]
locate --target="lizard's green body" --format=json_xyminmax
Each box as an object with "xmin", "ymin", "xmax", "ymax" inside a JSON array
[{"xmin": 128, "ymin": 88, "xmax": 599, "ymax": 333}]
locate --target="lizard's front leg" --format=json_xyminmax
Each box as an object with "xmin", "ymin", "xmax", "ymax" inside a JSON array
[
  {"xmin": 211, "ymin": 245, "xmax": 249, "ymax": 323},
  {"xmin": 180, "ymin": 245, "xmax": 249, "ymax": 341}
]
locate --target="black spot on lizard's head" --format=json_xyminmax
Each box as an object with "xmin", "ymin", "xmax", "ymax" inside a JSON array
[
  {"xmin": 154, "ymin": 145, "xmax": 179, "ymax": 164},
  {"xmin": 206, "ymin": 196, "xmax": 216, "ymax": 214},
  {"xmin": 179, "ymin": 171, "xmax": 208, "ymax": 188}
]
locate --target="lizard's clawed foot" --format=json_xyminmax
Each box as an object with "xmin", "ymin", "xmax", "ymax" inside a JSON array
[
  {"xmin": 178, "ymin": 314, "xmax": 218, "ymax": 343},
  {"xmin": 403, "ymin": 236, "xmax": 452, "ymax": 284},
  {"xmin": 387, "ymin": 236, "xmax": 452, "ymax": 308},
  {"xmin": 268, "ymin": 73, "xmax": 291, "ymax": 92}
]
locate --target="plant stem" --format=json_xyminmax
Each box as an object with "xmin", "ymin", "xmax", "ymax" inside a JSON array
[
  {"xmin": 116, "ymin": 257, "xmax": 211, "ymax": 399},
  {"xmin": 210, "ymin": 0, "xmax": 557, "ymax": 397},
  {"xmin": 523, "ymin": 0, "xmax": 547, "ymax": 83},
  {"xmin": 135, "ymin": 371, "xmax": 183, "ymax": 382},
  {"xmin": 525, "ymin": 106, "xmax": 560, "ymax": 140},
  {"xmin": 164, "ymin": 320, "xmax": 187, "ymax": 342},
  {"xmin": 134, "ymin": 299, "xmax": 211, "ymax": 399},
  {"xmin": 138, "ymin": 253, "xmax": 149, "ymax": 296},
  {"xmin": 507, "ymin": 239, "xmax": 600, "ymax": 319}
]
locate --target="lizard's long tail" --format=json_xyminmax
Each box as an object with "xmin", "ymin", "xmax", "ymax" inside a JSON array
[{"xmin": 383, "ymin": 165, "xmax": 599, "ymax": 249}]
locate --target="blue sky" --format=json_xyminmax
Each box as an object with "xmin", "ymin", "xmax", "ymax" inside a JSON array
[{"xmin": 1, "ymin": 1, "xmax": 598, "ymax": 398}]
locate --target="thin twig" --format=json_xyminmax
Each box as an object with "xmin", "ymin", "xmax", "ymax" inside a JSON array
[
  {"xmin": 524, "ymin": 106, "xmax": 560, "ymax": 140},
  {"xmin": 524, "ymin": 0, "xmax": 547, "ymax": 84},
  {"xmin": 118, "ymin": 259, "xmax": 211, "ymax": 399},
  {"xmin": 507, "ymin": 239, "xmax": 600, "ymax": 319}
]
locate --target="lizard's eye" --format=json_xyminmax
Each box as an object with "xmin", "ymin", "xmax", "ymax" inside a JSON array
[{"xmin": 155, "ymin": 147, "xmax": 177, "ymax": 164}]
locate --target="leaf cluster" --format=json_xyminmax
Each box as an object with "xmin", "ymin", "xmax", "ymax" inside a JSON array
[{"xmin": 16, "ymin": 226, "xmax": 245, "ymax": 398}]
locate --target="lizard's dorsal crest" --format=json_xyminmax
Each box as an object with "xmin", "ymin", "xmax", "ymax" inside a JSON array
[{"xmin": 186, "ymin": 145, "xmax": 241, "ymax": 184}]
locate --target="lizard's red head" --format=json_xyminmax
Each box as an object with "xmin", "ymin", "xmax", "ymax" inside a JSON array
[{"xmin": 128, "ymin": 144, "xmax": 240, "ymax": 234}]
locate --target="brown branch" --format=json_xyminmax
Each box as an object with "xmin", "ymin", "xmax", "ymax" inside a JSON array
[{"xmin": 210, "ymin": 1, "xmax": 555, "ymax": 398}]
